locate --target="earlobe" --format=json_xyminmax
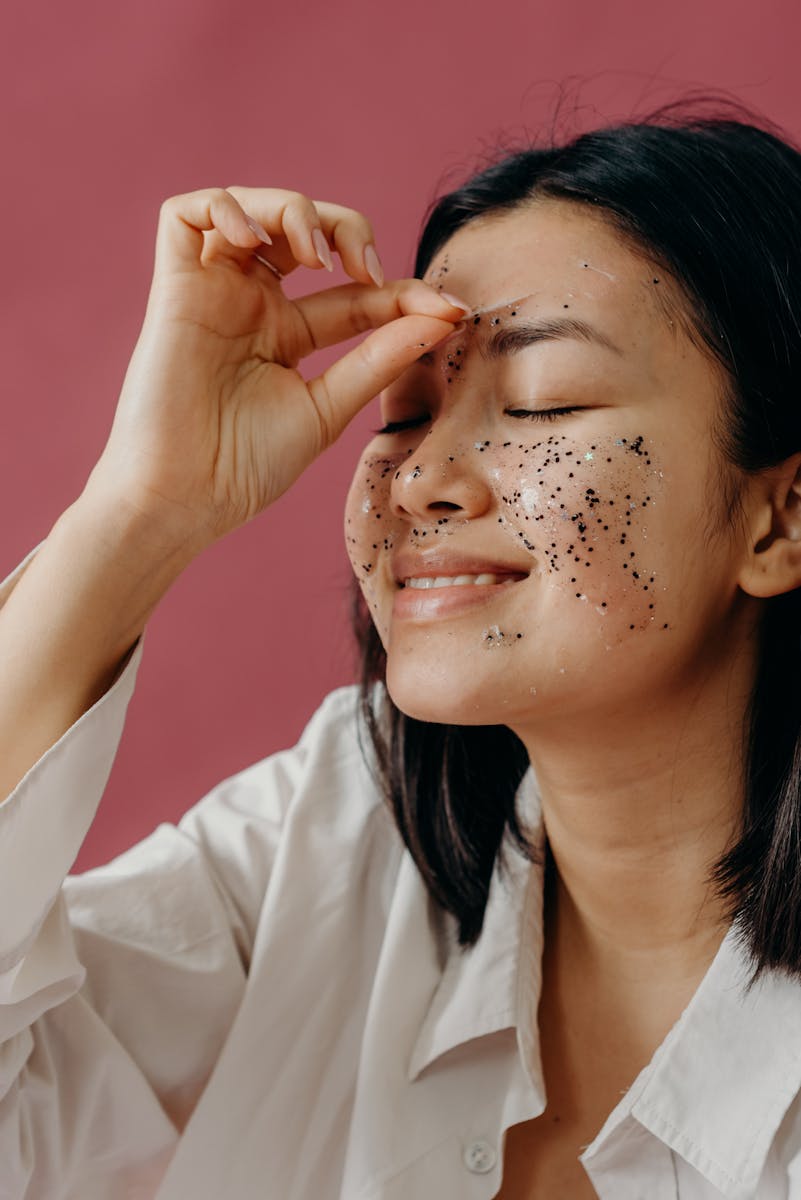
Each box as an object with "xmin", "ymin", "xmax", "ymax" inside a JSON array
[{"xmin": 739, "ymin": 455, "xmax": 801, "ymax": 599}]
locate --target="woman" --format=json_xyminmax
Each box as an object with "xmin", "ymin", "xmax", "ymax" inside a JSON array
[{"xmin": 3, "ymin": 102, "xmax": 801, "ymax": 1198}]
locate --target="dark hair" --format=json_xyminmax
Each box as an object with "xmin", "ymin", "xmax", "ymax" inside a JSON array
[{"xmin": 353, "ymin": 98, "xmax": 801, "ymax": 985}]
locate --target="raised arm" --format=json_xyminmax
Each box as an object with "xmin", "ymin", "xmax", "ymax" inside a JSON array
[{"xmin": 0, "ymin": 185, "xmax": 468, "ymax": 802}]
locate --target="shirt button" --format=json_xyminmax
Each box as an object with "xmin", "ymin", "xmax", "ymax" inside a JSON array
[{"xmin": 463, "ymin": 1139, "xmax": 497, "ymax": 1174}]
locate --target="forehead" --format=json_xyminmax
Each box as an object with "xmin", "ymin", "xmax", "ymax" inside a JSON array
[{"xmin": 424, "ymin": 198, "xmax": 680, "ymax": 346}]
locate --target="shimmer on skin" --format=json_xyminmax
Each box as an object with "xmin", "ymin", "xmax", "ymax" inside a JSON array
[{"xmin": 347, "ymin": 284, "xmax": 669, "ymax": 665}]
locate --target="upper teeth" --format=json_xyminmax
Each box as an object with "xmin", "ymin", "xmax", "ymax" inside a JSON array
[{"xmin": 404, "ymin": 573, "xmax": 506, "ymax": 589}]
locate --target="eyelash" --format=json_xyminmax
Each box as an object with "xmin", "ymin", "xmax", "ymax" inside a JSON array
[
  {"xmin": 506, "ymin": 406, "xmax": 581, "ymax": 423},
  {"xmin": 371, "ymin": 417, "xmax": 429, "ymax": 435},
  {"xmin": 373, "ymin": 407, "xmax": 581, "ymax": 435}
]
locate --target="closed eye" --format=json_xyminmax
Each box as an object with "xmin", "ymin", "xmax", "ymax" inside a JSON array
[
  {"xmin": 505, "ymin": 406, "xmax": 583, "ymax": 422},
  {"xmin": 373, "ymin": 406, "xmax": 583, "ymax": 434},
  {"xmin": 372, "ymin": 416, "xmax": 430, "ymax": 434}
]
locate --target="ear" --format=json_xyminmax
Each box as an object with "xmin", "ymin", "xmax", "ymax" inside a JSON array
[{"xmin": 738, "ymin": 453, "xmax": 801, "ymax": 599}]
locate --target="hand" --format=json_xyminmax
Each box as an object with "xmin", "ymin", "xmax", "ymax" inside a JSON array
[{"xmin": 86, "ymin": 186, "xmax": 468, "ymax": 554}]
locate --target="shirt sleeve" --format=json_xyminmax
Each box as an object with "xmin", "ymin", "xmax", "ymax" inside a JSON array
[{"xmin": 0, "ymin": 544, "xmax": 298, "ymax": 1196}]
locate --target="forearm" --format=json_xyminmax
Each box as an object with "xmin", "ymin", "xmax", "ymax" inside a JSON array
[{"xmin": 0, "ymin": 489, "xmax": 197, "ymax": 801}]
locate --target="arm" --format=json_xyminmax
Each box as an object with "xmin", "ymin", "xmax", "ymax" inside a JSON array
[
  {"xmin": 0, "ymin": 186, "xmax": 465, "ymax": 805},
  {"xmin": 0, "ymin": 185, "xmax": 467, "ymax": 1196},
  {"xmin": 0, "ymin": 493, "xmax": 194, "ymax": 805}
]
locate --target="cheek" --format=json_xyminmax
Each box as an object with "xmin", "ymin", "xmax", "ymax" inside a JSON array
[
  {"xmin": 344, "ymin": 449, "xmax": 412, "ymax": 642},
  {"xmin": 345, "ymin": 452, "xmax": 396, "ymax": 571},
  {"xmin": 486, "ymin": 432, "xmax": 668, "ymax": 636}
]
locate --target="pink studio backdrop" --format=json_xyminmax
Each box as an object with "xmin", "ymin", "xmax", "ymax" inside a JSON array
[{"xmin": 2, "ymin": 0, "xmax": 799, "ymax": 870}]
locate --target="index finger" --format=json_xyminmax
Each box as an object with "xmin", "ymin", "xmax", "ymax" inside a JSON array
[{"xmin": 292, "ymin": 279, "xmax": 472, "ymax": 355}]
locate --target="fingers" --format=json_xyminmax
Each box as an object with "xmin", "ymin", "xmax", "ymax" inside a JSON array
[
  {"xmin": 154, "ymin": 188, "xmax": 265, "ymax": 276},
  {"xmin": 154, "ymin": 185, "xmax": 393, "ymax": 292},
  {"xmin": 226, "ymin": 189, "xmax": 383, "ymax": 284},
  {"xmin": 292, "ymin": 278, "xmax": 471, "ymax": 357},
  {"xmin": 305, "ymin": 313, "xmax": 466, "ymax": 451},
  {"xmin": 151, "ymin": 187, "xmax": 472, "ymax": 389},
  {"xmin": 211, "ymin": 187, "xmax": 332, "ymax": 276},
  {"xmin": 305, "ymin": 200, "xmax": 383, "ymax": 284}
]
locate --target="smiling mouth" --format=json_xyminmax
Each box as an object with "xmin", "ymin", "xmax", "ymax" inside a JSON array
[{"xmin": 400, "ymin": 572, "xmax": 528, "ymax": 589}]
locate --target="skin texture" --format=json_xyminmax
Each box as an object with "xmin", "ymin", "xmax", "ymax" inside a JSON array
[{"xmin": 343, "ymin": 197, "xmax": 777, "ymax": 1008}]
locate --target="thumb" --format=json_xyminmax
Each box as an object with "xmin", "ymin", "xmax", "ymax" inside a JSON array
[{"xmin": 306, "ymin": 314, "xmax": 462, "ymax": 448}]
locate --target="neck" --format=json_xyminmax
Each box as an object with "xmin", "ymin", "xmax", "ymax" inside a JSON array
[{"xmin": 513, "ymin": 648, "xmax": 754, "ymax": 986}]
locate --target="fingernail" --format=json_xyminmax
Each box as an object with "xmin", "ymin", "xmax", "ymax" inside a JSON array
[
  {"xmin": 439, "ymin": 291, "xmax": 472, "ymax": 314},
  {"xmin": 364, "ymin": 243, "xmax": 384, "ymax": 287},
  {"xmin": 244, "ymin": 214, "xmax": 272, "ymax": 245},
  {"xmin": 312, "ymin": 228, "xmax": 334, "ymax": 271}
]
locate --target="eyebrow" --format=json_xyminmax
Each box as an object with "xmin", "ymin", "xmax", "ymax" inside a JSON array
[{"xmin": 417, "ymin": 316, "xmax": 624, "ymax": 364}]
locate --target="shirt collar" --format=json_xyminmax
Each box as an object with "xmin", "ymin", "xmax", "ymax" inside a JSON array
[
  {"xmin": 406, "ymin": 768, "xmax": 545, "ymax": 1089},
  {"xmin": 406, "ymin": 766, "xmax": 801, "ymax": 1197},
  {"xmin": 610, "ymin": 923, "xmax": 801, "ymax": 1196}
]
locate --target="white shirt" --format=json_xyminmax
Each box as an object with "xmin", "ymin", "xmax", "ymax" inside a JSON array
[{"xmin": 3, "ymin": 548, "xmax": 801, "ymax": 1200}]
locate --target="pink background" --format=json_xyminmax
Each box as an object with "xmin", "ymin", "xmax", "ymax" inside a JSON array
[{"xmin": 1, "ymin": 0, "xmax": 798, "ymax": 869}]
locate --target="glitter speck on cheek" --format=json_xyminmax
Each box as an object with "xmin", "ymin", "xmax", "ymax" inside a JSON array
[{"xmin": 521, "ymin": 486, "xmax": 540, "ymax": 515}]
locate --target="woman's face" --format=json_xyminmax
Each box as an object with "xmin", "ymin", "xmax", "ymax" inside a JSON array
[{"xmin": 344, "ymin": 199, "xmax": 752, "ymax": 733}]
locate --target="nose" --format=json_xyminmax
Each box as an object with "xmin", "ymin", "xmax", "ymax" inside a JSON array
[{"xmin": 389, "ymin": 418, "xmax": 494, "ymax": 524}]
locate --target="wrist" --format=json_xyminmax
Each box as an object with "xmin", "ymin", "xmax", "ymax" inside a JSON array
[
  {"xmin": 45, "ymin": 489, "xmax": 199, "ymax": 651},
  {"xmin": 73, "ymin": 467, "xmax": 208, "ymax": 576}
]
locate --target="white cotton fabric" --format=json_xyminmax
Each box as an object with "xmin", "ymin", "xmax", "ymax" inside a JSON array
[{"xmin": 3, "ymin": 548, "xmax": 801, "ymax": 1200}]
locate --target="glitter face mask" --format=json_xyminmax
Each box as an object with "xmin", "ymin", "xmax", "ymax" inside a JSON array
[{"xmin": 344, "ymin": 284, "xmax": 667, "ymax": 657}]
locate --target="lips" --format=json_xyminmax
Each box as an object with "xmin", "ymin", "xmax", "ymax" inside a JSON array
[{"xmin": 390, "ymin": 550, "xmax": 531, "ymax": 622}]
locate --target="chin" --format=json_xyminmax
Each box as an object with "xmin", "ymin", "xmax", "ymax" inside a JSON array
[{"xmin": 385, "ymin": 658, "xmax": 512, "ymax": 727}]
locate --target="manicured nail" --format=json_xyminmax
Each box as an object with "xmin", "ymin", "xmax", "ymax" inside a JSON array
[
  {"xmin": 244, "ymin": 214, "xmax": 272, "ymax": 245},
  {"xmin": 364, "ymin": 243, "xmax": 384, "ymax": 287},
  {"xmin": 439, "ymin": 291, "xmax": 472, "ymax": 314},
  {"xmin": 312, "ymin": 227, "xmax": 334, "ymax": 271}
]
